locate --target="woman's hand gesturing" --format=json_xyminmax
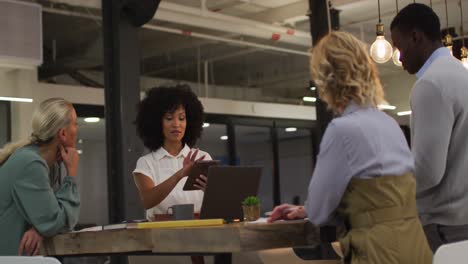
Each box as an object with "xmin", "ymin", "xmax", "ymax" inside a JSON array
[{"xmin": 180, "ymin": 149, "xmax": 205, "ymax": 179}]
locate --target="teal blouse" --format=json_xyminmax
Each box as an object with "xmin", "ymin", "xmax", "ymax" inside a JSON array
[{"xmin": 0, "ymin": 145, "xmax": 80, "ymax": 255}]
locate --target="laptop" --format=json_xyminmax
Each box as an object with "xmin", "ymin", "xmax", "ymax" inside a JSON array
[{"xmin": 200, "ymin": 166, "xmax": 262, "ymax": 221}]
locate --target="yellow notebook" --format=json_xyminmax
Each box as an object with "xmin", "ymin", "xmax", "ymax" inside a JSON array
[{"xmin": 129, "ymin": 219, "xmax": 225, "ymax": 229}]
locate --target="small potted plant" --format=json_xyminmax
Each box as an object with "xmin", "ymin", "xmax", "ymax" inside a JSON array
[{"xmin": 242, "ymin": 196, "xmax": 260, "ymax": 221}]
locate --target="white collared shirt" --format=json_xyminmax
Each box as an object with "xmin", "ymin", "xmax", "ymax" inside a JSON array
[
  {"xmin": 305, "ymin": 102, "xmax": 414, "ymax": 226},
  {"xmin": 410, "ymin": 49, "xmax": 468, "ymax": 225},
  {"xmin": 416, "ymin": 47, "xmax": 451, "ymax": 79},
  {"xmin": 133, "ymin": 144, "xmax": 212, "ymax": 219}
]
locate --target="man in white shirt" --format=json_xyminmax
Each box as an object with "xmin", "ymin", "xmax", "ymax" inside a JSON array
[{"xmin": 391, "ymin": 3, "xmax": 468, "ymax": 252}]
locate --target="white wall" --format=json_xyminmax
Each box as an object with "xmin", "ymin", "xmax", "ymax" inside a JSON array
[
  {"xmin": 0, "ymin": 69, "xmax": 37, "ymax": 141},
  {"xmin": 0, "ymin": 68, "xmax": 103, "ymax": 141}
]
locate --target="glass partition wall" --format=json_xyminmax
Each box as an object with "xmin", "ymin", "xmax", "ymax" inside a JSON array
[
  {"xmin": 204, "ymin": 115, "xmax": 316, "ymax": 215},
  {"xmin": 277, "ymin": 127, "xmax": 314, "ymax": 206},
  {"xmin": 235, "ymin": 125, "xmax": 275, "ymax": 214},
  {"xmin": 74, "ymin": 105, "xmax": 316, "ymax": 222}
]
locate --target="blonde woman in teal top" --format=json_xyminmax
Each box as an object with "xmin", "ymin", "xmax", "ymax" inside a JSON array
[{"xmin": 0, "ymin": 98, "xmax": 80, "ymax": 256}]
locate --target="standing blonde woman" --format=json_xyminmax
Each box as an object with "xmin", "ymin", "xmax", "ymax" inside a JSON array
[
  {"xmin": 269, "ymin": 31, "xmax": 432, "ymax": 263},
  {"xmin": 0, "ymin": 98, "xmax": 80, "ymax": 256}
]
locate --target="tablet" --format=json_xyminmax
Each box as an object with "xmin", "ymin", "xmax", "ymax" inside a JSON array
[{"xmin": 183, "ymin": 160, "xmax": 221, "ymax": 191}]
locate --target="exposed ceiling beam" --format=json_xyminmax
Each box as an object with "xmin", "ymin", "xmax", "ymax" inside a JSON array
[
  {"xmin": 68, "ymin": 71, "xmax": 104, "ymax": 88},
  {"xmin": 340, "ymin": 0, "xmax": 450, "ymax": 27},
  {"xmin": 140, "ymin": 29, "xmax": 241, "ymax": 60},
  {"xmin": 143, "ymin": 48, "xmax": 263, "ymax": 76},
  {"xmin": 242, "ymin": 0, "xmax": 367, "ymax": 25},
  {"xmin": 206, "ymin": 0, "xmax": 241, "ymax": 11},
  {"xmin": 243, "ymin": 1, "xmax": 309, "ymax": 24},
  {"xmin": 45, "ymin": 0, "xmax": 311, "ymax": 47},
  {"xmin": 330, "ymin": 0, "xmax": 367, "ymax": 7}
]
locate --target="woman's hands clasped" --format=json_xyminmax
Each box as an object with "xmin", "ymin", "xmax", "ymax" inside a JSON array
[{"xmin": 18, "ymin": 228, "xmax": 43, "ymax": 256}]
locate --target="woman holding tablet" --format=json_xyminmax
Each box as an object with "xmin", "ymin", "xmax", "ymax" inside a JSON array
[{"xmin": 133, "ymin": 85, "xmax": 212, "ymax": 221}]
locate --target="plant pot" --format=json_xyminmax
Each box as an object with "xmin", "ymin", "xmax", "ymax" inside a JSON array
[{"xmin": 242, "ymin": 205, "xmax": 260, "ymax": 221}]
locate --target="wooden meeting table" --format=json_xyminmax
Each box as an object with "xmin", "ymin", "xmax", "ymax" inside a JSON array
[{"xmin": 41, "ymin": 220, "xmax": 320, "ymax": 264}]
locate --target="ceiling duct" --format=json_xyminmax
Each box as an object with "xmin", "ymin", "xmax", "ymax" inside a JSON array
[{"xmin": 47, "ymin": 0, "xmax": 311, "ymax": 47}]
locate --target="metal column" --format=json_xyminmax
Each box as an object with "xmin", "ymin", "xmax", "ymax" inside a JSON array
[
  {"xmin": 102, "ymin": 0, "xmax": 144, "ymax": 229},
  {"xmin": 306, "ymin": 0, "xmax": 341, "ymax": 260},
  {"xmin": 308, "ymin": 0, "xmax": 340, "ymax": 140}
]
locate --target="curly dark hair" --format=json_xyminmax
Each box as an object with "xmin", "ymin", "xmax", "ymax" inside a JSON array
[
  {"xmin": 390, "ymin": 3, "xmax": 441, "ymax": 42},
  {"xmin": 136, "ymin": 85, "xmax": 205, "ymax": 151}
]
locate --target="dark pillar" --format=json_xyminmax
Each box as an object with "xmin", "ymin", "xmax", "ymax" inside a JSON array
[
  {"xmin": 271, "ymin": 126, "xmax": 280, "ymax": 206},
  {"xmin": 102, "ymin": 0, "xmax": 143, "ymax": 229},
  {"xmin": 227, "ymin": 122, "xmax": 237, "ymax": 165},
  {"xmin": 102, "ymin": 0, "xmax": 160, "ymax": 224},
  {"xmin": 102, "ymin": 2, "xmax": 159, "ymax": 263},
  {"xmin": 308, "ymin": 1, "xmax": 340, "ymax": 140},
  {"xmin": 304, "ymin": 0, "xmax": 341, "ymax": 260}
]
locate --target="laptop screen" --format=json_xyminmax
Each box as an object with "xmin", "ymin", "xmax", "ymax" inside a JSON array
[{"xmin": 200, "ymin": 166, "xmax": 262, "ymax": 221}]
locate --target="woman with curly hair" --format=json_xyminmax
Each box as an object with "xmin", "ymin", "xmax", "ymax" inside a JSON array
[
  {"xmin": 268, "ymin": 31, "xmax": 431, "ymax": 263},
  {"xmin": 133, "ymin": 85, "xmax": 211, "ymax": 221}
]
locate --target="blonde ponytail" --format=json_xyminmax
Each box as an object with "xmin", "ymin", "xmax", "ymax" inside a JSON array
[
  {"xmin": 0, "ymin": 98, "xmax": 73, "ymax": 165},
  {"xmin": 0, "ymin": 139, "xmax": 32, "ymax": 165}
]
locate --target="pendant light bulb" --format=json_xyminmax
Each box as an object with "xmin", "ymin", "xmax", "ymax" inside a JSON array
[
  {"xmin": 447, "ymin": 45, "xmax": 453, "ymax": 56},
  {"xmin": 370, "ymin": 23, "xmax": 393, "ymax": 63},
  {"xmin": 459, "ymin": 0, "xmax": 467, "ymax": 68},
  {"xmin": 461, "ymin": 47, "xmax": 468, "ymax": 69},
  {"xmin": 443, "ymin": 33, "xmax": 453, "ymax": 56},
  {"xmin": 462, "ymin": 57, "xmax": 468, "ymax": 69},
  {"xmin": 392, "ymin": 49, "xmax": 402, "ymax": 67}
]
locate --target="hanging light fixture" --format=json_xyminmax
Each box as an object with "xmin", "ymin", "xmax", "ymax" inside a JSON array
[
  {"xmin": 443, "ymin": 0, "xmax": 454, "ymax": 55},
  {"xmin": 461, "ymin": 48, "xmax": 468, "ymax": 68},
  {"xmin": 392, "ymin": 0, "xmax": 402, "ymax": 66},
  {"xmin": 392, "ymin": 49, "xmax": 402, "ymax": 66},
  {"xmin": 459, "ymin": 0, "xmax": 468, "ymax": 69},
  {"xmin": 370, "ymin": 0, "xmax": 393, "ymax": 63}
]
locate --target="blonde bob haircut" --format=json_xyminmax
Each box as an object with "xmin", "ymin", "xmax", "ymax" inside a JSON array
[{"xmin": 310, "ymin": 31, "xmax": 385, "ymax": 114}]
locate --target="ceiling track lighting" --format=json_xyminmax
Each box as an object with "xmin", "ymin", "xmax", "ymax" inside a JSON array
[{"xmin": 370, "ymin": 0, "xmax": 393, "ymax": 63}]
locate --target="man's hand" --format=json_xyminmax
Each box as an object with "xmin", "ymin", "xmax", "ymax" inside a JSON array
[
  {"xmin": 267, "ymin": 204, "xmax": 306, "ymax": 223},
  {"xmin": 18, "ymin": 228, "xmax": 43, "ymax": 256}
]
